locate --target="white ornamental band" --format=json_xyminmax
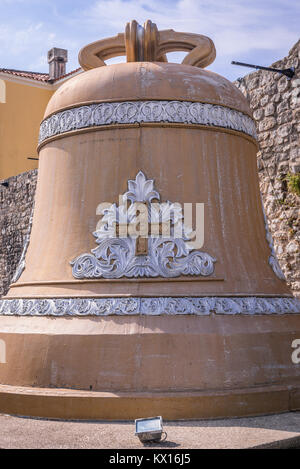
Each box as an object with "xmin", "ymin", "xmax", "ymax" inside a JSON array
[
  {"xmin": 0, "ymin": 296, "xmax": 299, "ymax": 317},
  {"xmin": 39, "ymin": 101, "xmax": 257, "ymax": 144}
]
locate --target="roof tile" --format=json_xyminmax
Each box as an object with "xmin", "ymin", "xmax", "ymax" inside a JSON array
[{"xmin": 0, "ymin": 67, "xmax": 81, "ymax": 83}]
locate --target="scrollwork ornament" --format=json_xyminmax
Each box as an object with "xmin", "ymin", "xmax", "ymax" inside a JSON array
[
  {"xmin": 71, "ymin": 171, "xmax": 217, "ymax": 279},
  {"xmin": 39, "ymin": 101, "xmax": 257, "ymax": 144},
  {"xmin": 0, "ymin": 296, "xmax": 299, "ymax": 317},
  {"xmin": 261, "ymin": 197, "xmax": 286, "ymax": 281}
]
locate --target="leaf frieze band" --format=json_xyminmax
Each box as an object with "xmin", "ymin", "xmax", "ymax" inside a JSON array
[
  {"xmin": 0, "ymin": 296, "xmax": 299, "ymax": 317},
  {"xmin": 39, "ymin": 100, "xmax": 257, "ymax": 144}
]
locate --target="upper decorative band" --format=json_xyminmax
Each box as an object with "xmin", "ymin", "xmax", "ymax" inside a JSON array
[
  {"xmin": 0, "ymin": 296, "xmax": 299, "ymax": 317},
  {"xmin": 38, "ymin": 101, "xmax": 257, "ymax": 145}
]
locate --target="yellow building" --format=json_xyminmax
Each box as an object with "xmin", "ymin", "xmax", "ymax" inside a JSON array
[{"xmin": 0, "ymin": 48, "xmax": 81, "ymax": 180}]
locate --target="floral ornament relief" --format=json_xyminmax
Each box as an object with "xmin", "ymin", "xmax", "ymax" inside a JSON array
[
  {"xmin": 261, "ymin": 197, "xmax": 286, "ymax": 281},
  {"xmin": 71, "ymin": 171, "xmax": 216, "ymax": 278},
  {"xmin": 38, "ymin": 101, "xmax": 257, "ymax": 145}
]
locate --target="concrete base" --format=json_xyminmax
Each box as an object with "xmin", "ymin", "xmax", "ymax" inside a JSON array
[
  {"xmin": 1, "ymin": 383, "xmax": 300, "ymax": 420},
  {"xmin": 1, "ymin": 410, "xmax": 300, "ymax": 448}
]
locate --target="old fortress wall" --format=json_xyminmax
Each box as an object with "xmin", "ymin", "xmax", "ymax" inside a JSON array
[
  {"xmin": 234, "ymin": 39, "xmax": 300, "ymax": 298},
  {"xmin": 0, "ymin": 40, "xmax": 299, "ymax": 298},
  {"xmin": 0, "ymin": 169, "xmax": 37, "ymax": 296}
]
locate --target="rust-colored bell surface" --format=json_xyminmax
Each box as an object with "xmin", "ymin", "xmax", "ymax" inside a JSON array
[{"xmin": 0, "ymin": 20, "xmax": 299, "ymax": 420}]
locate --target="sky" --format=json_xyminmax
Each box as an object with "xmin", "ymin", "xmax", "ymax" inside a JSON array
[{"xmin": 0, "ymin": 0, "xmax": 299, "ymax": 81}]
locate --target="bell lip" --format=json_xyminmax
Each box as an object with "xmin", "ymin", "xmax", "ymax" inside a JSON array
[{"xmin": 0, "ymin": 382, "xmax": 300, "ymax": 420}]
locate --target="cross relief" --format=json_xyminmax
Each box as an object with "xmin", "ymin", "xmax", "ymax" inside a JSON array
[{"xmin": 114, "ymin": 202, "xmax": 171, "ymax": 256}]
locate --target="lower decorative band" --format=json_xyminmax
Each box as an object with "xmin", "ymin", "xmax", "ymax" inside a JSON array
[
  {"xmin": 0, "ymin": 296, "xmax": 299, "ymax": 316},
  {"xmin": 38, "ymin": 100, "xmax": 257, "ymax": 144}
]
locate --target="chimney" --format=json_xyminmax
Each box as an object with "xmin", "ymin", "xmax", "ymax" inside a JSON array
[{"xmin": 47, "ymin": 48, "xmax": 68, "ymax": 80}]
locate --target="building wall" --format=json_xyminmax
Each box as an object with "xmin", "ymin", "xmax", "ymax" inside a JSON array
[
  {"xmin": 235, "ymin": 39, "xmax": 300, "ymax": 298},
  {"xmin": 0, "ymin": 79, "xmax": 53, "ymax": 180}
]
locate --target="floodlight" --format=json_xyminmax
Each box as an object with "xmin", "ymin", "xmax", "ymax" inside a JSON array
[{"xmin": 135, "ymin": 416, "xmax": 166, "ymax": 442}]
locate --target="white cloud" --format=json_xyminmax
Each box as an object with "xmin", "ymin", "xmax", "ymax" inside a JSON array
[
  {"xmin": 0, "ymin": 20, "xmax": 81, "ymax": 71},
  {"xmin": 0, "ymin": 0, "xmax": 298, "ymax": 80},
  {"xmin": 78, "ymin": 0, "xmax": 299, "ymax": 78},
  {"xmin": 213, "ymin": 26, "xmax": 299, "ymax": 56}
]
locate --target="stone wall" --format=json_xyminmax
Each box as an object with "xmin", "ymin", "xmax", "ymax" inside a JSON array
[
  {"xmin": 0, "ymin": 170, "xmax": 37, "ymax": 296},
  {"xmin": 0, "ymin": 40, "xmax": 299, "ymax": 299},
  {"xmin": 235, "ymin": 39, "xmax": 300, "ymax": 298}
]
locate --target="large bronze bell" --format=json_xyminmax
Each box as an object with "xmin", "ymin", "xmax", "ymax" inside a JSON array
[{"xmin": 0, "ymin": 20, "xmax": 299, "ymax": 419}]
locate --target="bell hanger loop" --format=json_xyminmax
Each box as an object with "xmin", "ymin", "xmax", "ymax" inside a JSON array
[{"xmin": 78, "ymin": 19, "xmax": 216, "ymax": 70}]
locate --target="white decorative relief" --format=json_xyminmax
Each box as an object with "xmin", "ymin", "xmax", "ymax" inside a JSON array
[
  {"xmin": 261, "ymin": 198, "xmax": 286, "ymax": 280},
  {"xmin": 0, "ymin": 296, "xmax": 299, "ymax": 316},
  {"xmin": 39, "ymin": 100, "xmax": 257, "ymax": 144},
  {"xmin": 71, "ymin": 171, "xmax": 216, "ymax": 279},
  {"xmin": 11, "ymin": 209, "xmax": 34, "ymax": 283}
]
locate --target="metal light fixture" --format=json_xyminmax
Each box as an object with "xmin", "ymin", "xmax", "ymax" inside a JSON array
[{"xmin": 135, "ymin": 416, "xmax": 166, "ymax": 443}]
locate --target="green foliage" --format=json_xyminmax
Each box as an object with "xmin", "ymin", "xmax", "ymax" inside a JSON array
[{"xmin": 285, "ymin": 172, "xmax": 300, "ymax": 197}]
